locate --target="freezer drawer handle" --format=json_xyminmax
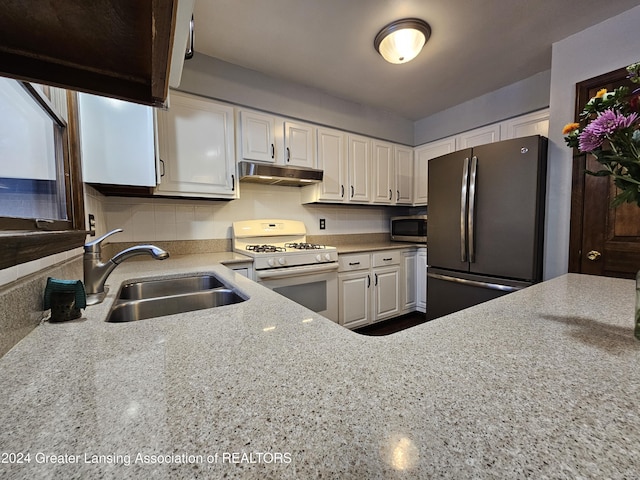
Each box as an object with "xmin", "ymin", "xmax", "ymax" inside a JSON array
[{"xmin": 427, "ymin": 272, "xmax": 523, "ymax": 293}]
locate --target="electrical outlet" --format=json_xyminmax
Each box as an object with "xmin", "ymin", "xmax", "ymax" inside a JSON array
[
  {"xmin": 88, "ymin": 213, "xmax": 96, "ymax": 236},
  {"xmin": 319, "ymin": 218, "xmax": 326, "ymax": 230}
]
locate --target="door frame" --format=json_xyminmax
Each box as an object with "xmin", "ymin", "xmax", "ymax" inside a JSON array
[{"xmin": 568, "ymin": 66, "xmax": 629, "ymax": 273}]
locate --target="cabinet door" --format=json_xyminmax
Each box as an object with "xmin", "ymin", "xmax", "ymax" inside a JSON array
[
  {"xmin": 401, "ymin": 251, "xmax": 417, "ymax": 312},
  {"xmin": 373, "ymin": 266, "xmax": 400, "ymax": 322},
  {"xmin": 339, "ymin": 270, "xmax": 371, "ymax": 329},
  {"xmin": 455, "ymin": 124, "xmax": 500, "ymax": 149},
  {"xmin": 395, "ymin": 146, "xmax": 413, "ymax": 205},
  {"xmin": 156, "ymin": 91, "xmax": 236, "ymax": 198},
  {"xmin": 284, "ymin": 121, "xmax": 315, "ymax": 168},
  {"xmin": 240, "ymin": 110, "xmax": 276, "ymax": 162},
  {"xmin": 348, "ymin": 134, "xmax": 371, "ymax": 203},
  {"xmin": 414, "ymin": 137, "xmax": 455, "ymax": 205},
  {"xmin": 500, "ymin": 109, "xmax": 549, "ymax": 140},
  {"xmin": 78, "ymin": 93, "xmax": 156, "ymax": 186},
  {"xmin": 371, "ymin": 140, "xmax": 394, "ymax": 204},
  {"xmin": 416, "ymin": 249, "xmax": 427, "ymax": 313},
  {"xmin": 315, "ymin": 127, "xmax": 347, "ymax": 202}
]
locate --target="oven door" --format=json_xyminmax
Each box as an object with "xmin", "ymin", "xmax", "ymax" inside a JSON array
[{"xmin": 255, "ymin": 263, "xmax": 338, "ymax": 322}]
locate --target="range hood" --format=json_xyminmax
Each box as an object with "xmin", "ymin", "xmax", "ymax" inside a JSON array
[{"xmin": 238, "ymin": 161, "xmax": 323, "ymax": 187}]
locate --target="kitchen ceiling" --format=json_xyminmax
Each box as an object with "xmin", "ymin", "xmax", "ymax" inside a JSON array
[{"xmin": 193, "ymin": 0, "xmax": 640, "ymax": 121}]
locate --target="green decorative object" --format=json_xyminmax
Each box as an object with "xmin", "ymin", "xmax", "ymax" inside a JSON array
[{"xmin": 43, "ymin": 277, "xmax": 87, "ymax": 322}]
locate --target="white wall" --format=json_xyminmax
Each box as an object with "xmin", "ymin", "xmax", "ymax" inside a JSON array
[
  {"xmin": 414, "ymin": 70, "xmax": 551, "ymax": 145},
  {"xmin": 546, "ymin": 4, "xmax": 640, "ymax": 280},
  {"xmin": 100, "ymin": 183, "xmax": 392, "ymax": 242},
  {"xmin": 179, "ymin": 54, "xmax": 414, "ymax": 146}
]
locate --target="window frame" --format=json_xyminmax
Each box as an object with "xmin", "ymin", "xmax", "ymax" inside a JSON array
[{"xmin": 0, "ymin": 84, "xmax": 86, "ymax": 270}]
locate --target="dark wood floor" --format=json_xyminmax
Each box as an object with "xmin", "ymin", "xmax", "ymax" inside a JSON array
[{"xmin": 353, "ymin": 311, "xmax": 429, "ymax": 336}]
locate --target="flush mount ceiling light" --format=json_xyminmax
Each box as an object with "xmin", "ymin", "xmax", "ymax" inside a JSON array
[{"xmin": 374, "ymin": 18, "xmax": 431, "ymax": 64}]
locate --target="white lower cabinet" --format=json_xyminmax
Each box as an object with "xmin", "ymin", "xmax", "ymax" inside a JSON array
[
  {"xmin": 338, "ymin": 253, "xmax": 371, "ymax": 329},
  {"xmin": 401, "ymin": 250, "xmax": 417, "ymax": 313},
  {"xmin": 416, "ymin": 247, "xmax": 427, "ymax": 313},
  {"xmin": 339, "ymin": 250, "xmax": 408, "ymax": 329}
]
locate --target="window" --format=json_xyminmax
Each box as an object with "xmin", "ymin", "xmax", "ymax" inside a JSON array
[{"xmin": 0, "ymin": 78, "xmax": 85, "ymax": 270}]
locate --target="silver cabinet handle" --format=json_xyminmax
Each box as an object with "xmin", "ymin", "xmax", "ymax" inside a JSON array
[
  {"xmin": 231, "ymin": 174, "xmax": 235, "ymax": 191},
  {"xmin": 348, "ymin": 262, "xmax": 360, "ymax": 266},
  {"xmin": 286, "ymin": 147, "xmax": 291, "ymax": 162},
  {"xmin": 389, "ymin": 189, "xmax": 392, "ymax": 200},
  {"xmin": 341, "ymin": 185, "xmax": 344, "ymax": 198},
  {"xmin": 159, "ymin": 159, "xmax": 166, "ymax": 177},
  {"xmin": 271, "ymin": 144, "xmax": 275, "ymax": 159},
  {"xmin": 351, "ymin": 185, "xmax": 354, "ymax": 197},
  {"xmin": 185, "ymin": 15, "xmax": 194, "ymax": 60},
  {"xmin": 460, "ymin": 157, "xmax": 470, "ymax": 262}
]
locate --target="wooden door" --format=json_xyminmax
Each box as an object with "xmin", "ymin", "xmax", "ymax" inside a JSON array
[{"xmin": 569, "ymin": 68, "xmax": 640, "ymax": 278}]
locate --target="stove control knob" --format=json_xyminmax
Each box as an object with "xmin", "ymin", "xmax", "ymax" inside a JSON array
[
  {"xmin": 278, "ymin": 257, "xmax": 286, "ymax": 265},
  {"xmin": 268, "ymin": 258, "xmax": 276, "ymax": 267},
  {"xmin": 324, "ymin": 253, "xmax": 332, "ymax": 262},
  {"xmin": 316, "ymin": 254, "xmax": 323, "ymax": 262}
]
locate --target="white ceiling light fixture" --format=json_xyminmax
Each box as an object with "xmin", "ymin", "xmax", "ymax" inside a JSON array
[{"xmin": 374, "ymin": 18, "xmax": 431, "ymax": 64}]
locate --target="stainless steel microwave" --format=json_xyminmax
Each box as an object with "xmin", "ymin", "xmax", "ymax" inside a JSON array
[{"xmin": 390, "ymin": 215, "xmax": 427, "ymax": 242}]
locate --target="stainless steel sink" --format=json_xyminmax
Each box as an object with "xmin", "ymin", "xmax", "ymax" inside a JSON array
[
  {"xmin": 117, "ymin": 274, "xmax": 225, "ymax": 300},
  {"xmin": 106, "ymin": 274, "xmax": 246, "ymax": 322}
]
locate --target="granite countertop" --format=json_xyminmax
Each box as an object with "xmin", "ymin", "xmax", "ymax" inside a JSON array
[{"xmin": 0, "ymin": 254, "xmax": 638, "ymax": 479}]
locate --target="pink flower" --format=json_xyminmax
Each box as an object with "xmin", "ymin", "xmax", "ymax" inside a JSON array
[{"xmin": 578, "ymin": 109, "xmax": 638, "ymax": 152}]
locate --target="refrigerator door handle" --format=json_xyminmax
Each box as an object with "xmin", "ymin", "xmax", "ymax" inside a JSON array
[
  {"xmin": 427, "ymin": 272, "xmax": 523, "ymax": 293},
  {"xmin": 460, "ymin": 157, "xmax": 470, "ymax": 262},
  {"xmin": 468, "ymin": 155, "xmax": 478, "ymax": 263}
]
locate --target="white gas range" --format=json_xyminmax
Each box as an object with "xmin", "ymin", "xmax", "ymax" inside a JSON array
[{"xmin": 232, "ymin": 219, "xmax": 338, "ymax": 322}]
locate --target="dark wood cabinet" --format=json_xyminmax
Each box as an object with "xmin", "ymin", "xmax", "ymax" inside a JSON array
[{"xmin": 0, "ymin": 0, "xmax": 179, "ymax": 107}]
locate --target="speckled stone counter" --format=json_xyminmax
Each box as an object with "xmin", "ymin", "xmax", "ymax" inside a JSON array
[
  {"xmin": 0, "ymin": 256, "xmax": 638, "ymax": 479},
  {"xmin": 335, "ymin": 242, "xmax": 425, "ymax": 254}
]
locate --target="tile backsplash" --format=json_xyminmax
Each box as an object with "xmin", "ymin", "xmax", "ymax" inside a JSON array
[{"xmin": 97, "ymin": 183, "xmax": 398, "ymax": 243}]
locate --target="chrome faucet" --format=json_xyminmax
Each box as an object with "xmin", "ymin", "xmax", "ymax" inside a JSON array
[{"xmin": 84, "ymin": 229, "xmax": 169, "ymax": 305}]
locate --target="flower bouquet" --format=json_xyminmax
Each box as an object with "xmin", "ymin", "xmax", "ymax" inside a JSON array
[{"xmin": 563, "ymin": 62, "xmax": 640, "ymax": 207}]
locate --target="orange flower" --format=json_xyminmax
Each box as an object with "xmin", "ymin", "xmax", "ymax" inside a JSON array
[
  {"xmin": 562, "ymin": 122, "xmax": 580, "ymax": 135},
  {"xmin": 595, "ymin": 88, "xmax": 607, "ymax": 98}
]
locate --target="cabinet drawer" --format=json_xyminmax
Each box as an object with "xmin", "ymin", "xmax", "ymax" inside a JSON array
[
  {"xmin": 338, "ymin": 254, "xmax": 370, "ymax": 272},
  {"xmin": 372, "ymin": 251, "xmax": 400, "ymax": 267}
]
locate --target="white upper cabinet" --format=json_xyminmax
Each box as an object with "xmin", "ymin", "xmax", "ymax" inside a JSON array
[
  {"xmin": 239, "ymin": 110, "xmax": 277, "ymax": 163},
  {"xmin": 413, "ymin": 137, "xmax": 455, "ymax": 205},
  {"xmin": 156, "ymin": 91, "xmax": 236, "ymax": 198},
  {"xmin": 314, "ymin": 127, "xmax": 347, "ymax": 202},
  {"xmin": 395, "ymin": 145, "xmax": 413, "ymax": 205},
  {"xmin": 500, "ymin": 109, "xmax": 549, "ymax": 140},
  {"xmin": 347, "ymin": 134, "xmax": 371, "ymax": 203},
  {"xmin": 284, "ymin": 121, "xmax": 316, "ymax": 168},
  {"xmin": 412, "ymin": 108, "xmax": 549, "ymax": 205},
  {"xmin": 371, "ymin": 140, "xmax": 394, "ymax": 204},
  {"xmin": 78, "ymin": 93, "xmax": 156, "ymax": 187},
  {"xmin": 455, "ymin": 123, "xmax": 501, "ymax": 149}
]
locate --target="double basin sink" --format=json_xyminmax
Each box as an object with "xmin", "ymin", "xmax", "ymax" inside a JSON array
[{"xmin": 107, "ymin": 274, "xmax": 246, "ymax": 322}]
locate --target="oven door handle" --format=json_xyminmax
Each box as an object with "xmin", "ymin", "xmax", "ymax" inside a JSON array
[{"xmin": 256, "ymin": 263, "xmax": 338, "ymax": 280}]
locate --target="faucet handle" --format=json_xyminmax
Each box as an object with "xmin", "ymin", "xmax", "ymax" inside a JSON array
[{"xmin": 84, "ymin": 228, "xmax": 123, "ymax": 254}]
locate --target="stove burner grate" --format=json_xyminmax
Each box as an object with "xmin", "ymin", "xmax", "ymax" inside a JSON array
[
  {"xmin": 284, "ymin": 242, "xmax": 326, "ymax": 250},
  {"xmin": 246, "ymin": 244, "xmax": 286, "ymax": 253}
]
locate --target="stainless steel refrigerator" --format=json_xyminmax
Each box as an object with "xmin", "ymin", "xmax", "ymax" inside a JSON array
[{"xmin": 426, "ymin": 135, "xmax": 547, "ymax": 320}]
